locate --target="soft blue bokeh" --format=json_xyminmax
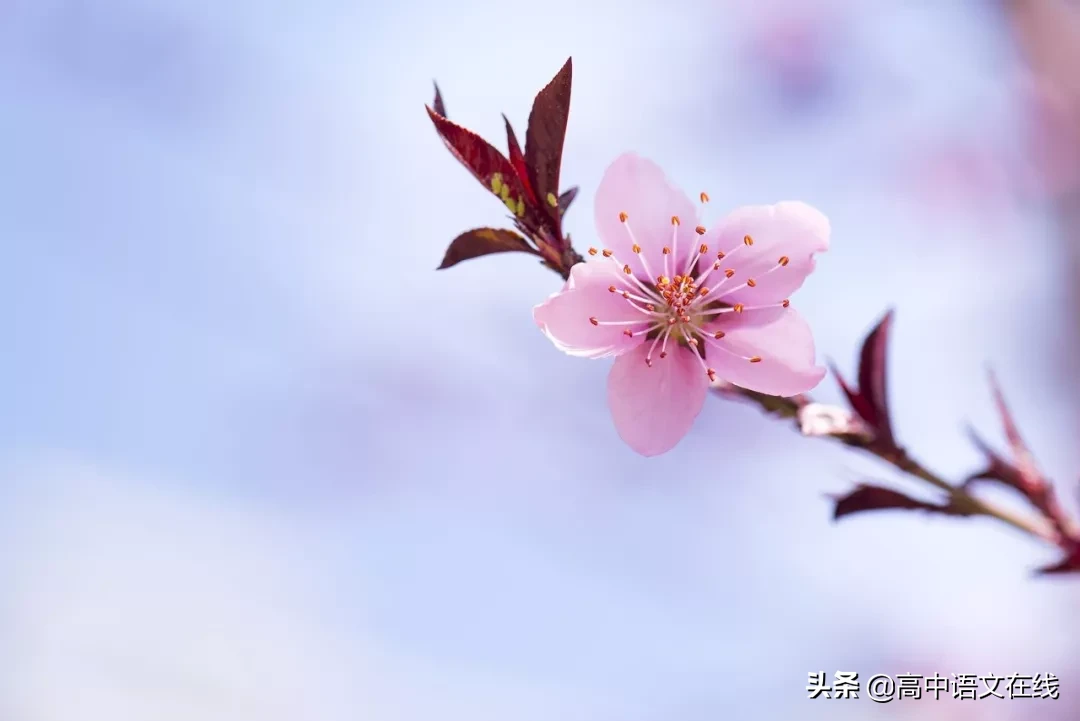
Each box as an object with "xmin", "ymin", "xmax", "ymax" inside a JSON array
[{"xmin": 2, "ymin": 1, "xmax": 1077, "ymax": 719}]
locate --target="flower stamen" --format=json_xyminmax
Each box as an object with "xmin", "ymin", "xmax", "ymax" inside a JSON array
[
  {"xmin": 587, "ymin": 245, "xmax": 667, "ymax": 308},
  {"xmin": 714, "ymin": 261, "xmax": 787, "ymax": 298},
  {"xmin": 670, "ymin": 216, "xmax": 681, "ymax": 277},
  {"xmin": 660, "ymin": 329, "xmax": 672, "ymax": 359},
  {"xmin": 684, "ymin": 334, "xmax": 716, "ymax": 379},
  {"xmin": 698, "ymin": 300, "xmax": 791, "ymax": 318},
  {"xmin": 683, "ymin": 242, "xmax": 709, "ymax": 278},
  {"xmin": 644, "ymin": 326, "xmax": 673, "ymax": 367},
  {"xmin": 703, "ymin": 334, "xmax": 766, "ymax": 364},
  {"xmin": 621, "ymin": 217, "xmax": 660, "ymax": 283}
]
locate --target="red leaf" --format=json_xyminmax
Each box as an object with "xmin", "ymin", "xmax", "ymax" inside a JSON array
[
  {"xmin": 437, "ymin": 228, "xmax": 536, "ymax": 270},
  {"xmin": 502, "ymin": 114, "xmax": 537, "ymax": 204},
  {"xmin": 1036, "ymin": 547, "xmax": 1080, "ymax": 575},
  {"xmin": 964, "ymin": 374, "xmax": 1078, "ymax": 544},
  {"xmin": 831, "ymin": 370, "xmax": 879, "ymax": 433},
  {"xmin": 832, "ymin": 484, "xmax": 971, "ymax": 520},
  {"xmin": 426, "ymin": 106, "xmax": 531, "ymax": 216},
  {"xmin": 964, "ymin": 429, "xmax": 1028, "ymax": 493},
  {"xmin": 558, "ymin": 186, "xmax": 579, "ymax": 213},
  {"xmin": 857, "ymin": 309, "xmax": 894, "ymax": 431},
  {"xmin": 987, "ymin": 370, "xmax": 1041, "ymax": 486},
  {"xmin": 432, "ymin": 81, "xmax": 447, "ymax": 118},
  {"xmin": 524, "ymin": 57, "xmax": 572, "ymax": 223},
  {"xmin": 832, "ymin": 309, "xmax": 896, "ymax": 447}
]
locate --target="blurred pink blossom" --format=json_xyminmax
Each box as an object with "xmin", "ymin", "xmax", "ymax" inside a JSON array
[
  {"xmin": 1008, "ymin": 0, "xmax": 1080, "ymax": 199},
  {"xmin": 738, "ymin": 0, "xmax": 850, "ymax": 115},
  {"xmin": 1022, "ymin": 79, "xmax": 1080, "ymax": 200},
  {"xmin": 894, "ymin": 136, "xmax": 1017, "ymax": 226},
  {"xmin": 533, "ymin": 153, "xmax": 828, "ymax": 456}
]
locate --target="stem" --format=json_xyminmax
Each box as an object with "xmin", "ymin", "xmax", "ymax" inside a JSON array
[
  {"xmin": 717, "ymin": 384, "xmax": 1059, "ymax": 546},
  {"xmin": 888, "ymin": 448, "xmax": 1056, "ymax": 544}
]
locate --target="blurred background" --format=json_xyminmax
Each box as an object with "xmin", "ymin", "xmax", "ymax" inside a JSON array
[{"xmin": 1, "ymin": 0, "xmax": 1079, "ymax": 718}]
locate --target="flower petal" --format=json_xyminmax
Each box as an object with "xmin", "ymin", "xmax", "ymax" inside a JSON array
[
  {"xmin": 594, "ymin": 153, "xmax": 700, "ymax": 281},
  {"xmin": 704, "ymin": 306, "xmax": 825, "ymax": 396},
  {"xmin": 534, "ymin": 261, "xmax": 649, "ymax": 359},
  {"xmin": 700, "ymin": 201, "xmax": 829, "ymax": 305},
  {"xmin": 607, "ymin": 343, "xmax": 708, "ymax": 456}
]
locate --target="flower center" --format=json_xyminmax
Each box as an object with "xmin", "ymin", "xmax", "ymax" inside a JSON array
[
  {"xmin": 651, "ymin": 273, "xmax": 711, "ymax": 344},
  {"xmin": 585, "ymin": 194, "xmax": 795, "ymax": 380}
]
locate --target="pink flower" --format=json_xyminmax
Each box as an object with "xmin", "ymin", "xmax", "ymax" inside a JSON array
[{"xmin": 534, "ymin": 153, "xmax": 829, "ymax": 456}]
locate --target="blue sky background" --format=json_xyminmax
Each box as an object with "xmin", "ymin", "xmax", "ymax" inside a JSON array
[{"xmin": 2, "ymin": 1, "xmax": 1079, "ymax": 719}]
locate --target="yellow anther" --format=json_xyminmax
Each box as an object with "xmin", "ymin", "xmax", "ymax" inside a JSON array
[
  {"xmin": 491, "ymin": 173, "xmax": 504, "ymax": 195},
  {"xmin": 546, "ymin": 192, "xmax": 558, "ymax": 207}
]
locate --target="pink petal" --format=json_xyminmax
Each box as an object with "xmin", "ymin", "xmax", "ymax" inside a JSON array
[
  {"xmin": 534, "ymin": 261, "xmax": 648, "ymax": 359},
  {"xmin": 699, "ymin": 202, "xmax": 828, "ymax": 305},
  {"xmin": 704, "ymin": 306, "xmax": 825, "ymax": 396},
  {"xmin": 594, "ymin": 153, "xmax": 700, "ymax": 282},
  {"xmin": 607, "ymin": 343, "xmax": 708, "ymax": 457}
]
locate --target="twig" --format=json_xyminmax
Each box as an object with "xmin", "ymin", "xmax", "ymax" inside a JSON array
[{"xmin": 712, "ymin": 383, "xmax": 1059, "ymax": 546}]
